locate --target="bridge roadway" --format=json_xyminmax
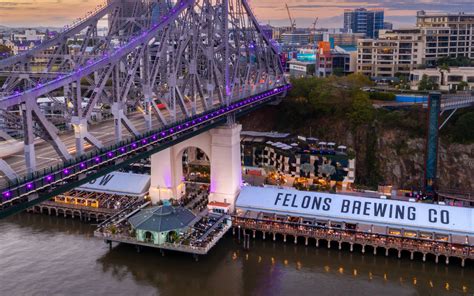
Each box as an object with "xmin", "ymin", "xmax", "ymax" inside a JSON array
[
  {"xmin": 0, "ymin": 95, "xmax": 210, "ymax": 188},
  {"xmin": 0, "ymin": 84, "xmax": 291, "ymax": 218}
]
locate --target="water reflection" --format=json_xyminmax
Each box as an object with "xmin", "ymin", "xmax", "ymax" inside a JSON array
[{"xmin": 0, "ymin": 213, "xmax": 471, "ymax": 296}]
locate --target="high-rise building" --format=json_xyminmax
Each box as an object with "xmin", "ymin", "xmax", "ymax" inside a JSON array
[
  {"xmin": 416, "ymin": 11, "xmax": 474, "ymax": 66},
  {"xmin": 344, "ymin": 8, "xmax": 384, "ymax": 38}
]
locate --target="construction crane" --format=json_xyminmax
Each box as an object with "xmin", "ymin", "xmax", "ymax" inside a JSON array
[
  {"xmin": 285, "ymin": 4, "xmax": 296, "ymax": 32},
  {"xmin": 312, "ymin": 17, "xmax": 319, "ymax": 32}
]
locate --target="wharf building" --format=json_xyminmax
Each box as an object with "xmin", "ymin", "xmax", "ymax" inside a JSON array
[
  {"xmin": 240, "ymin": 131, "xmax": 355, "ymax": 190},
  {"xmin": 28, "ymin": 171, "xmax": 150, "ymax": 222},
  {"xmin": 234, "ymin": 186, "xmax": 474, "ymax": 266}
]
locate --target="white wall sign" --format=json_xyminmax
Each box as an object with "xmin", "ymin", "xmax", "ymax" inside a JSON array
[{"xmin": 236, "ymin": 187, "xmax": 474, "ymax": 235}]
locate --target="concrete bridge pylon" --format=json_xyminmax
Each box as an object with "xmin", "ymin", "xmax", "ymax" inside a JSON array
[{"xmin": 149, "ymin": 124, "xmax": 242, "ymax": 211}]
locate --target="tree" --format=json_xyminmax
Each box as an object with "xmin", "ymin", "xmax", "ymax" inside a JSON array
[
  {"xmin": 0, "ymin": 44, "xmax": 12, "ymax": 59},
  {"xmin": 418, "ymin": 74, "xmax": 438, "ymax": 91},
  {"xmin": 452, "ymin": 112, "xmax": 474, "ymax": 143},
  {"xmin": 457, "ymin": 81, "xmax": 469, "ymax": 92},
  {"xmin": 438, "ymin": 63, "xmax": 450, "ymax": 86},
  {"xmin": 347, "ymin": 92, "xmax": 374, "ymax": 127}
]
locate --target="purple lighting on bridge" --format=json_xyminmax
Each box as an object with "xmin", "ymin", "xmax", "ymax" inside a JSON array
[
  {"xmin": 107, "ymin": 152, "xmax": 114, "ymax": 158},
  {"xmin": 45, "ymin": 175, "xmax": 53, "ymax": 182},
  {"xmin": 80, "ymin": 163, "xmax": 86, "ymax": 169},
  {"xmin": 95, "ymin": 157, "xmax": 101, "ymax": 163},
  {"xmin": 63, "ymin": 169, "xmax": 70, "ymax": 175},
  {"xmin": 26, "ymin": 183, "xmax": 34, "ymax": 190},
  {"xmin": 132, "ymin": 142, "xmax": 138, "ymax": 148},
  {"xmin": 3, "ymin": 191, "xmax": 11, "ymax": 199},
  {"xmin": 120, "ymin": 147, "xmax": 126, "ymax": 153}
]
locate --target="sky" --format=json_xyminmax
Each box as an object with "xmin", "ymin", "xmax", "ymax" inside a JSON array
[{"xmin": 0, "ymin": 0, "xmax": 473, "ymax": 28}]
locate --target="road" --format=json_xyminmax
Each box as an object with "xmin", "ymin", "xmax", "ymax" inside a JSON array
[{"xmin": 0, "ymin": 97, "xmax": 209, "ymax": 189}]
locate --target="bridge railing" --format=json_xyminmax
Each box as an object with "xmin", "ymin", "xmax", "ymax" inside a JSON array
[{"xmin": 0, "ymin": 84, "xmax": 290, "ymax": 210}]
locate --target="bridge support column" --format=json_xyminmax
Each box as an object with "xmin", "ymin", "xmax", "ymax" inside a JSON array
[
  {"xmin": 208, "ymin": 124, "xmax": 242, "ymax": 212},
  {"xmin": 71, "ymin": 117, "xmax": 102, "ymax": 155},
  {"xmin": 22, "ymin": 103, "xmax": 36, "ymax": 174},
  {"xmin": 149, "ymin": 147, "xmax": 184, "ymax": 202},
  {"xmin": 112, "ymin": 102, "xmax": 125, "ymax": 143}
]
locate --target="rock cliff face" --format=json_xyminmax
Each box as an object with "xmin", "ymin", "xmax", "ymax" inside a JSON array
[
  {"xmin": 239, "ymin": 106, "xmax": 474, "ymax": 192},
  {"xmin": 375, "ymin": 129, "xmax": 474, "ymax": 192}
]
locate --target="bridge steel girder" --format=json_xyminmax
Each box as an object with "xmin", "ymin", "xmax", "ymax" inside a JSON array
[
  {"xmin": 0, "ymin": 0, "xmax": 287, "ymax": 217},
  {"xmin": 0, "ymin": 85, "xmax": 290, "ymax": 218}
]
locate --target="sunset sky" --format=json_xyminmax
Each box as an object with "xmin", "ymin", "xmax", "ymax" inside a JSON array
[{"xmin": 0, "ymin": 0, "xmax": 473, "ymax": 28}]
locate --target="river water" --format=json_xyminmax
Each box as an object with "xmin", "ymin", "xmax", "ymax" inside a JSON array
[{"xmin": 0, "ymin": 213, "xmax": 472, "ymax": 296}]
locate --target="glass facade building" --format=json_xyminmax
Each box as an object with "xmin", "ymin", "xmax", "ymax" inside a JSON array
[{"xmin": 344, "ymin": 8, "xmax": 384, "ymax": 39}]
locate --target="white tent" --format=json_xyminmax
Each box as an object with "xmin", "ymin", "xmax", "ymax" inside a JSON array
[{"xmin": 79, "ymin": 172, "xmax": 150, "ymax": 197}]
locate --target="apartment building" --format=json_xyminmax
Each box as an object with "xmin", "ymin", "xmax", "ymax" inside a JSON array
[
  {"xmin": 357, "ymin": 29, "xmax": 424, "ymax": 77},
  {"xmin": 416, "ymin": 11, "xmax": 474, "ymax": 65},
  {"xmin": 356, "ymin": 11, "xmax": 474, "ymax": 78}
]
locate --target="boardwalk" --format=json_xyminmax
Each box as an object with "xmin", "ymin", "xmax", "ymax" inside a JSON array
[{"xmin": 233, "ymin": 217, "xmax": 474, "ymax": 267}]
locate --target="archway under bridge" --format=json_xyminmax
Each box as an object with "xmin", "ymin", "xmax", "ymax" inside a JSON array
[{"xmin": 149, "ymin": 124, "xmax": 242, "ymax": 211}]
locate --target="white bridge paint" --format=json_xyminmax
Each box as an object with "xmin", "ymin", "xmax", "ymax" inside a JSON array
[
  {"xmin": 149, "ymin": 124, "xmax": 242, "ymax": 210},
  {"xmin": 236, "ymin": 186, "xmax": 474, "ymax": 236}
]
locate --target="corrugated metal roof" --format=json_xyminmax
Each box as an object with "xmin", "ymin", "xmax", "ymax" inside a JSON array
[{"xmin": 236, "ymin": 186, "xmax": 474, "ymax": 236}]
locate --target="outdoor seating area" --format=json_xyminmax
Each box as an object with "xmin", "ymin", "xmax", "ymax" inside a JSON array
[
  {"xmin": 180, "ymin": 184, "xmax": 209, "ymax": 213},
  {"xmin": 55, "ymin": 190, "xmax": 142, "ymax": 210}
]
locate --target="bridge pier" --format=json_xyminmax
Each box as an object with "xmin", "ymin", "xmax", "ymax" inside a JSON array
[{"xmin": 148, "ymin": 124, "xmax": 242, "ymax": 211}]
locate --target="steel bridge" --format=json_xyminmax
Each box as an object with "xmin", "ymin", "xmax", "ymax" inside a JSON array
[{"xmin": 0, "ymin": 0, "xmax": 289, "ymax": 218}]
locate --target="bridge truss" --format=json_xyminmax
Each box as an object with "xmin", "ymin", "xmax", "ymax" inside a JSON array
[{"xmin": 0, "ymin": 0, "xmax": 288, "ymax": 217}]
